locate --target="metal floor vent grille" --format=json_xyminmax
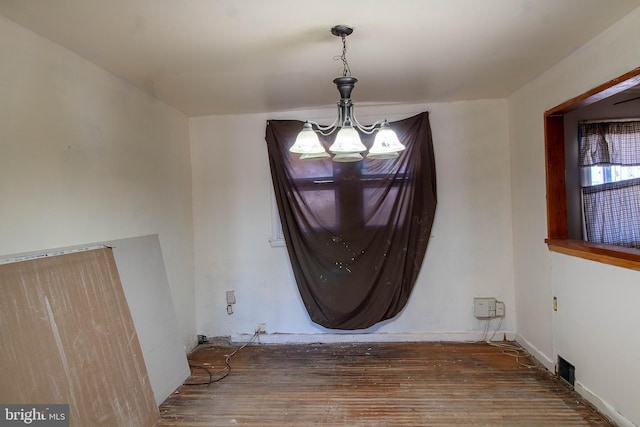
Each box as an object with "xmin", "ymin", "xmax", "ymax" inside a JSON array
[{"xmin": 558, "ymin": 356, "xmax": 575, "ymax": 388}]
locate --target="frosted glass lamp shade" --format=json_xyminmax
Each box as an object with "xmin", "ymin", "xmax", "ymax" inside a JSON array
[
  {"xmin": 300, "ymin": 151, "xmax": 331, "ymax": 160},
  {"xmin": 367, "ymin": 151, "xmax": 399, "ymax": 160},
  {"xmin": 329, "ymin": 125, "xmax": 366, "ymax": 153},
  {"xmin": 332, "ymin": 152, "xmax": 364, "ymax": 162},
  {"xmin": 290, "ymin": 123, "xmax": 327, "ymax": 155},
  {"xmin": 368, "ymin": 123, "xmax": 405, "ymax": 157}
]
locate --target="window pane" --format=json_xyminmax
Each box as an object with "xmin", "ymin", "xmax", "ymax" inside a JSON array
[
  {"xmin": 297, "ymin": 189, "xmax": 336, "ymax": 229},
  {"xmin": 363, "ymin": 187, "xmax": 409, "ymax": 227},
  {"xmin": 363, "ymin": 187, "xmax": 393, "ymax": 227},
  {"xmin": 581, "ymin": 165, "xmax": 640, "ymax": 187},
  {"xmin": 288, "ymin": 154, "xmax": 333, "ymax": 180}
]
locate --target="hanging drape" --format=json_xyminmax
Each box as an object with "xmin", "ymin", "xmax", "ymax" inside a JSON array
[
  {"xmin": 579, "ymin": 121, "xmax": 640, "ymax": 166},
  {"xmin": 265, "ymin": 112, "xmax": 436, "ymax": 330},
  {"xmin": 579, "ymin": 121, "xmax": 640, "ymax": 247},
  {"xmin": 582, "ymin": 178, "xmax": 640, "ymax": 247}
]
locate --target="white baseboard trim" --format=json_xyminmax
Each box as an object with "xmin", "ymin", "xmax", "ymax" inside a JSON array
[
  {"xmin": 514, "ymin": 336, "xmax": 634, "ymax": 426},
  {"xmin": 575, "ymin": 381, "xmax": 635, "ymax": 427},
  {"xmin": 228, "ymin": 331, "xmax": 517, "ymax": 344},
  {"xmin": 185, "ymin": 335, "xmax": 200, "ymax": 353},
  {"xmin": 514, "ymin": 334, "xmax": 555, "ymax": 372}
]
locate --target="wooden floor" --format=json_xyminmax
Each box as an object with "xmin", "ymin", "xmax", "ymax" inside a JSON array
[{"xmin": 157, "ymin": 341, "xmax": 612, "ymax": 426}]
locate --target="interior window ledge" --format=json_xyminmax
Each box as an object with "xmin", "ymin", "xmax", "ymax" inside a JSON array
[{"xmin": 546, "ymin": 238, "xmax": 640, "ymax": 271}]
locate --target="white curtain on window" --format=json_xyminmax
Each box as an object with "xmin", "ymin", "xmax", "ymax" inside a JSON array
[
  {"xmin": 579, "ymin": 121, "xmax": 640, "ymax": 166},
  {"xmin": 582, "ymin": 179, "xmax": 640, "ymax": 247},
  {"xmin": 579, "ymin": 121, "xmax": 640, "ymax": 248}
]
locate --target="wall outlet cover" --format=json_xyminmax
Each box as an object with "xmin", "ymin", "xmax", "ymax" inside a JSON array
[
  {"xmin": 226, "ymin": 290, "xmax": 236, "ymax": 305},
  {"xmin": 474, "ymin": 297, "xmax": 496, "ymax": 318}
]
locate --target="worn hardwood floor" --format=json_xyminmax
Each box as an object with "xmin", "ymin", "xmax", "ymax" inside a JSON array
[{"xmin": 157, "ymin": 341, "xmax": 612, "ymax": 426}]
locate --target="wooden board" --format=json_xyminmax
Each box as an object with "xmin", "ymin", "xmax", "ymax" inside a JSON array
[{"xmin": 0, "ymin": 248, "xmax": 159, "ymax": 426}]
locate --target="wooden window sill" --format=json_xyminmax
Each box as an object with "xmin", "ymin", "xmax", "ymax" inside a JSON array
[{"xmin": 546, "ymin": 238, "xmax": 640, "ymax": 271}]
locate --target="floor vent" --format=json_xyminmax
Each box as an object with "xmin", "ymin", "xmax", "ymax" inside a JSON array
[{"xmin": 558, "ymin": 356, "xmax": 575, "ymax": 388}]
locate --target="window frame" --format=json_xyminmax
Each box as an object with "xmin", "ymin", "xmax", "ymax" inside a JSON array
[
  {"xmin": 289, "ymin": 162, "xmax": 410, "ymax": 232},
  {"xmin": 270, "ymin": 160, "xmax": 411, "ymax": 248},
  {"xmin": 544, "ymin": 67, "xmax": 640, "ymax": 270}
]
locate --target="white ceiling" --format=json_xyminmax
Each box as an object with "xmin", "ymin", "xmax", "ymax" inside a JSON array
[{"xmin": 1, "ymin": 0, "xmax": 639, "ymax": 116}]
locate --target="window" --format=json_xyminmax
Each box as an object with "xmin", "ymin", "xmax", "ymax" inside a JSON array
[
  {"xmin": 264, "ymin": 113, "xmax": 437, "ymax": 329},
  {"xmin": 581, "ymin": 164, "xmax": 640, "ymax": 187},
  {"xmin": 544, "ymin": 68, "xmax": 640, "ymax": 269},
  {"xmin": 285, "ymin": 156, "xmax": 410, "ymax": 233},
  {"xmin": 579, "ymin": 121, "xmax": 640, "ymax": 248},
  {"xmin": 269, "ymin": 134, "xmax": 408, "ymax": 247}
]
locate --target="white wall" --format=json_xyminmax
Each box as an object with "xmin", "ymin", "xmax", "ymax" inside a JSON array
[
  {"xmin": 0, "ymin": 17, "xmax": 196, "ymax": 350},
  {"xmin": 190, "ymin": 100, "xmax": 515, "ymax": 342},
  {"xmin": 509, "ymin": 7, "xmax": 640, "ymax": 426},
  {"xmin": 551, "ymin": 254, "xmax": 640, "ymax": 426}
]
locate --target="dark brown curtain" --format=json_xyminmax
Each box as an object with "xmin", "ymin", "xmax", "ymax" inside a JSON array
[{"xmin": 265, "ymin": 112, "xmax": 436, "ymax": 330}]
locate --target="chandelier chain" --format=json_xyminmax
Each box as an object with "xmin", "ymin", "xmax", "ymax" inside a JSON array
[{"xmin": 333, "ymin": 35, "xmax": 351, "ymax": 77}]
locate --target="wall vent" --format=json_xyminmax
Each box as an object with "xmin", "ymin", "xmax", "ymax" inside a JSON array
[{"xmin": 557, "ymin": 356, "xmax": 575, "ymax": 388}]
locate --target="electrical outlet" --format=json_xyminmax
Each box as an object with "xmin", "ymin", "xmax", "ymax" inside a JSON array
[{"xmin": 256, "ymin": 323, "xmax": 266, "ymax": 334}]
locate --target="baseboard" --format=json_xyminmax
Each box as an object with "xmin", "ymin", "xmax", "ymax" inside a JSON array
[
  {"xmin": 185, "ymin": 335, "xmax": 200, "ymax": 353},
  {"xmin": 514, "ymin": 334, "xmax": 555, "ymax": 372},
  {"xmin": 514, "ymin": 336, "xmax": 635, "ymax": 426},
  {"xmin": 575, "ymin": 381, "xmax": 635, "ymax": 427},
  {"xmin": 227, "ymin": 331, "xmax": 518, "ymax": 344}
]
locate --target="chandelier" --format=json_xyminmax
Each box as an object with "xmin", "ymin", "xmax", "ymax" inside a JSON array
[{"xmin": 290, "ymin": 25, "xmax": 405, "ymax": 162}]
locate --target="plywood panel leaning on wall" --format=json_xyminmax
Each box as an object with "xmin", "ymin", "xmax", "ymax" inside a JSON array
[
  {"xmin": 107, "ymin": 235, "xmax": 190, "ymax": 405},
  {"xmin": 0, "ymin": 248, "xmax": 159, "ymax": 426}
]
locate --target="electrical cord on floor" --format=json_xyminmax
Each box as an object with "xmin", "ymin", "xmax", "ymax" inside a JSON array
[
  {"xmin": 183, "ymin": 331, "xmax": 260, "ymax": 386},
  {"xmin": 471, "ymin": 317, "xmax": 537, "ymax": 369},
  {"xmin": 487, "ymin": 340, "xmax": 537, "ymax": 368},
  {"xmin": 484, "ymin": 317, "xmax": 537, "ymax": 368}
]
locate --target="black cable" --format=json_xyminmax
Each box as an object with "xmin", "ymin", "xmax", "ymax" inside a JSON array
[
  {"xmin": 183, "ymin": 363, "xmax": 216, "ymax": 386},
  {"xmin": 183, "ymin": 331, "xmax": 259, "ymax": 386}
]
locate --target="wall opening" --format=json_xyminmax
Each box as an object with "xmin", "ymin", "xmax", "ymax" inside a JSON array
[{"xmin": 544, "ymin": 67, "xmax": 640, "ymax": 270}]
